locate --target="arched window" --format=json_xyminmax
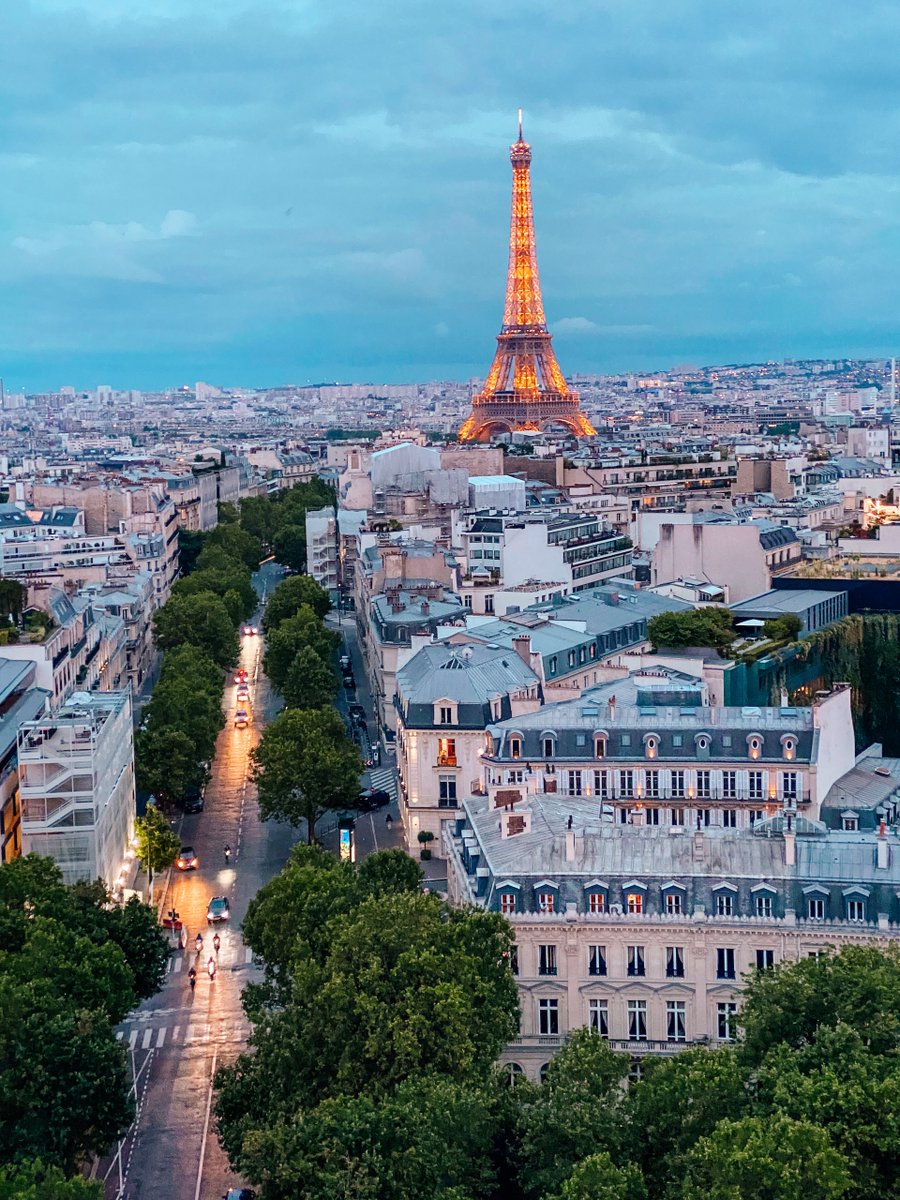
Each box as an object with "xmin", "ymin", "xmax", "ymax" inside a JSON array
[
  {"xmin": 644, "ymin": 734, "xmax": 658, "ymax": 760},
  {"xmin": 782, "ymin": 736, "xmax": 796, "ymax": 762},
  {"xmin": 541, "ymin": 732, "xmax": 557, "ymax": 759},
  {"xmin": 539, "ymin": 1062, "xmax": 551, "ymax": 1084},
  {"xmin": 747, "ymin": 734, "xmax": 763, "ymax": 761},
  {"xmin": 506, "ymin": 1062, "xmax": 525, "ymax": 1087}
]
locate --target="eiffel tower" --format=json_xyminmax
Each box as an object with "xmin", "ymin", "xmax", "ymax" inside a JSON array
[{"xmin": 458, "ymin": 114, "xmax": 596, "ymax": 443}]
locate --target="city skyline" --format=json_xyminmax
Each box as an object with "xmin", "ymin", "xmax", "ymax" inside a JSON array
[{"xmin": 5, "ymin": 1, "xmax": 900, "ymax": 391}]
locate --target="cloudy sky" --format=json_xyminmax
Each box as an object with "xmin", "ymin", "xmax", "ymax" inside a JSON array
[{"xmin": 4, "ymin": 0, "xmax": 900, "ymax": 390}]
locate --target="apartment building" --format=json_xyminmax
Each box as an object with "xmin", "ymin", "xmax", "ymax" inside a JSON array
[
  {"xmin": 651, "ymin": 516, "xmax": 802, "ymax": 602},
  {"xmin": 17, "ymin": 690, "xmax": 136, "ymax": 889},
  {"xmin": 444, "ymin": 674, "xmax": 893, "ymax": 1078},
  {"xmin": 306, "ymin": 507, "xmax": 339, "ymax": 596},
  {"xmin": 0, "ymin": 660, "xmax": 50, "ymax": 865}
]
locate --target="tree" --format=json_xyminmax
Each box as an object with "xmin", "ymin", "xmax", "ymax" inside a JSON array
[
  {"xmin": 171, "ymin": 567, "xmax": 256, "ymax": 622},
  {"xmin": 515, "ymin": 1030, "xmax": 630, "ymax": 1200},
  {"xmin": 134, "ymin": 802, "xmax": 180, "ymax": 902},
  {"xmin": 682, "ymin": 1115, "xmax": 851, "ymax": 1200},
  {"xmin": 548, "ymin": 1153, "xmax": 647, "ymax": 1200},
  {"xmin": 251, "ymin": 706, "xmax": 363, "ymax": 842},
  {"xmin": 356, "ymin": 849, "xmax": 422, "ymax": 899},
  {"xmin": 282, "ymin": 647, "xmax": 339, "ymax": 710},
  {"xmin": 263, "ymin": 606, "xmax": 339, "ymax": 691},
  {"xmin": 152, "ymin": 591, "xmax": 238, "ymax": 666},
  {"xmin": 622, "ymin": 1047, "xmax": 750, "ymax": 1198},
  {"xmin": 135, "ymin": 726, "xmax": 203, "ymax": 806},
  {"xmin": 263, "ymin": 574, "xmax": 332, "ymax": 630},
  {"xmin": 648, "ymin": 607, "xmax": 735, "ymax": 654},
  {"xmin": 0, "ymin": 580, "xmax": 25, "ymax": 622},
  {"xmin": 177, "ymin": 527, "xmax": 205, "ymax": 575},
  {"xmin": 272, "ymin": 524, "xmax": 307, "ymax": 573},
  {"xmin": 0, "ymin": 1160, "xmax": 103, "ymax": 1199},
  {"xmin": 206, "ymin": 521, "xmax": 263, "ymax": 571},
  {"xmin": 763, "ymin": 614, "xmax": 803, "ymax": 642}
]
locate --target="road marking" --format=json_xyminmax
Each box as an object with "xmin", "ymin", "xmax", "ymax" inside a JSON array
[
  {"xmin": 193, "ymin": 1048, "xmax": 218, "ymax": 1200},
  {"xmin": 173, "ymin": 956, "xmax": 183, "ymax": 973},
  {"xmin": 185, "ymin": 1025, "xmax": 196, "ymax": 1044},
  {"xmin": 128, "ymin": 1030, "xmax": 138, "ymax": 1051},
  {"xmin": 141, "ymin": 1028, "xmax": 153, "ymax": 1050},
  {"xmin": 156, "ymin": 1027, "xmax": 167, "ymax": 1048}
]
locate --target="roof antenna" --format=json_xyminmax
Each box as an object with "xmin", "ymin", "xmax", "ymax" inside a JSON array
[{"xmin": 517, "ymin": 107, "xmax": 523, "ymax": 140}]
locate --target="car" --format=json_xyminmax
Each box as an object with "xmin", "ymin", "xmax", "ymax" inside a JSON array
[
  {"xmin": 343, "ymin": 675, "xmax": 356, "ymax": 691},
  {"xmin": 234, "ymin": 709, "xmax": 250, "ymax": 729},
  {"xmin": 182, "ymin": 786, "xmax": 205, "ymax": 814},
  {"xmin": 176, "ymin": 846, "xmax": 199, "ymax": 870},
  {"xmin": 357, "ymin": 788, "xmax": 391, "ymax": 812},
  {"xmin": 250, "ymin": 625, "xmax": 259, "ymax": 635},
  {"xmin": 339, "ymin": 654, "xmax": 351, "ymax": 671},
  {"xmin": 348, "ymin": 703, "xmax": 366, "ymax": 724},
  {"xmin": 233, "ymin": 669, "xmax": 247, "ymax": 684},
  {"xmin": 207, "ymin": 896, "xmax": 231, "ymax": 923},
  {"xmin": 236, "ymin": 685, "xmax": 251, "ymax": 701},
  {"xmin": 223, "ymin": 1190, "xmax": 255, "ymax": 1200}
]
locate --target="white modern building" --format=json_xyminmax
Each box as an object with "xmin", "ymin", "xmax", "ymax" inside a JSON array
[
  {"xmin": 306, "ymin": 506, "xmax": 339, "ymax": 596},
  {"xmin": 17, "ymin": 690, "xmax": 136, "ymax": 890}
]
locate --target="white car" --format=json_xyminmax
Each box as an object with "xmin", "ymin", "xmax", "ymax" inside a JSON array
[{"xmin": 234, "ymin": 708, "xmax": 250, "ymax": 729}]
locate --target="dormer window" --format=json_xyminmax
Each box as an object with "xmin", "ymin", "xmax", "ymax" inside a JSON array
[
  {"xmin": 841, "ymin": 811, "xmax": 859, "ymax": 832},
  {"xmin": 435, "ymin": 700, "xmax": 458, "ymax": 727},
  {"xmin": 542, "ymin": 735, "xmax": 556, "ymax": 759},
  {"xmin": 644, "ymin": 735, "xmax": 658, "ymax": 760},
  {"xmin": 782, "ymin": 736, "xmax": 796, "ymax": 762},
  {"xmin": 695, "ymin": 734, "xmax": 711, "ymax": 754},
  {"xmin": 594, "ymin": 734, "xmax": 607, "ymax": 759},
  {"xmin": 440, "ymin": 706, "xmax": 453, "ymax": 724},
  {"xmin": 509, "ymin": 736, "xmax": 522, "ymax": 760},
  {"xmin": 748, "ymin": 734, "xmax": 763, "ymax": 761}
]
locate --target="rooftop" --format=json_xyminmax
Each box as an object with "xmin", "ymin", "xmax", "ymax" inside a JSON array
[{"xmin": 397, "ymin": 641, "xmax": 539, "ymax": 707}]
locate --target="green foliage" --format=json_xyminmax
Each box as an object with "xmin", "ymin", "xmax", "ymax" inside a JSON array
[
  {"xmin": 206, "ymin": 521, "xmax": 264, "ymax": 571},
  {"xmin": 0, "ymin": 856, "xmax": 167, "ymax": 1173},
  {"xmin": 177, "ymin": 527, "xmax": 205, "ymax": 575},
  {"xmin": 250, "ymin": 706, "xmax": 363, "ymax": 842},
  {"xmin": 152, "ymin": 590, "xmax": 238, "ymax": 666},
  {"xmin": 263, "ymin": 605, "xmax": 339, "ymax": 691},
  {"xmin": 515, "ymin": 1030, "xmax": 630, "ymax": 1200},
  {"xmin": 549, "ymin": 1153, "xmax": 647, "ymax": 1200},
  {"xmin": 236, "ymin": 480, "xmax": 336, "ymax": 548},
  {"xmin": 272, "ymin": 524, "xmax": 307, "ymax": 573},
  {"xmin": 647, "ymin": 606, "xmax": 735, "ymax": 654},
  {"xmin": 263, "ymin": 574, "xmax": 332, "ymax": 630},
  {"xmin": 134, "ymin": 801, "xmax": 181, "ymax": 896},
  {"xmin": 762, "ymin": 613, "xmax": 803, "ymax": 641},
  {"xmin": 281, "ymin": 647, "xmax": 339, "ymax": 710},
  {"xmin": 0, "ymin": 579, "xmax": 25, "ymax": 622},
  {"xmin": 0, "ymin": 1160, "xmax": 103, "ymax": 1198},
  {"xmin": 682, "ymin": 1115, "xmax": 851, "ymax": 1200},
  {"xmin": 171, "ymin": 567, "xmax": 256, "ymax": 622},
  {"xmin": 135, "ymin": 725, "xmax": 205, "ymax": 804}
]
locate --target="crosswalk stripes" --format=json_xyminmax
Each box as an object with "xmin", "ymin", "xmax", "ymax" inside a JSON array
[
  {"xmin": 366, "ymin": 766, "xmax": 398, "ymax": 799},
  {"xmin": 116, "ymin": 1017, "xmax": 251, "ymax": 1052}
]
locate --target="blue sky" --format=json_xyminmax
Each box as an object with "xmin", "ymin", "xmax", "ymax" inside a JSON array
[{"xmin": 4, "ymin": 0, "xmax": 900, "ymax": 391}]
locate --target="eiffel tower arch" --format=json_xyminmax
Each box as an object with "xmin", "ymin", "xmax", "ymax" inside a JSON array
[{"xmin": 458, "ymin": 115, "xmax": 596, "ymax": 444}]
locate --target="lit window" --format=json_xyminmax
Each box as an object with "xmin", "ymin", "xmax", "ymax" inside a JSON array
[
  {"xmin": 783, "ymin": 738, "xmax": 795, "ymax": 761},
  {"xmin": 538, "ymin": 891, "xmax": 555, "ymax": 914},
  {"xmin": 842, "ymin": 815, "xmax": 858, "ymax": 832},
  {"xmin": 437, "ymin": 737, "xmax": 456, "ymax": 767},
  {"xmin": 665, "ymin": 892, "xmax": 682, "ymax": 915},
  {"xmin": 749, "ymin": 736, "xmax": 761, "ymax": 761},
  {"xmin": 626, "ymin": 892, "xmax": 644, "ymax": 915},
  {"xmin": 588, "ymin": 892, "xmax": 605, "ymax": 914},
  {"xmin": 510, "ymin": 737, "xmax": 522, "ymax": 760},
  {"xmin": 499, "ymin": 893, "xmax": 516, "ymax": 915}
]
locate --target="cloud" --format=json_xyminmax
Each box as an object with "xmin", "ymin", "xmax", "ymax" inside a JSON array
[{"xmin": 553, "ymin": 316, "xmax": 599, "ymax": 335}]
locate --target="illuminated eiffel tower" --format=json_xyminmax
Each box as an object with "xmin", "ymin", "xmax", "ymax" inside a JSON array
[{"xmin": 458, "ymin": 113, "xmax": 596, "ymax": 442}]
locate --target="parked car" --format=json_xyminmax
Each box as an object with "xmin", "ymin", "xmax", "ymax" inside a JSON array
[
  {"xmin": 348, "ymin": 704, "xmax": 366, "ymax": 724},
  {"xmin": 176, "ymin": 846, "xmax": 199, "ymax": 870},
  {"xmin": 339, "ymin": 654, "xmax": 351, "ymax": 671},
  {"xmin": 207, "ymin": 895, "xmax": 231, "ymax": 923},
  {"xmin": 182, "ymin": 786, "xmax": 205, "ymax": 814}
]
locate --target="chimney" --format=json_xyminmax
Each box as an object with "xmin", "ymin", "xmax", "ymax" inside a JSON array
[
  {"xmin": 512, "ymin": 633, "xmax": 532, "ymax": 666},
  {"xmin": 784, "ymin": 814, "xmax": 796, "ymax": 866},
  {"xmin": 692, "ymin": 830, "xmax": 705, "ymax": 861},
  {"xmin": 607, "ymin": 694, "xmax": 617, "ymax": 719},
  {"xmin": 565, "ymin": 827, "xmax": 576, "ymax": 862},
  {"xmin": 877, "ymin": 821, "xmax": 890, "ymax": 870},
  {"xmin": 606, "ymin": 591, "xmax": 620, "ymax": 606}
]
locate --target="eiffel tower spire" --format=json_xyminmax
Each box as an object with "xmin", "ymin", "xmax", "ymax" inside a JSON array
[{"xmin": 458, "ymin": 116, "xmax": 596, "ymax": 442}]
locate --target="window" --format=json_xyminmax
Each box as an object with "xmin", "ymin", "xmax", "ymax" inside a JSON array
[
  {"xmin": 672, "ymin": 734, "xmax": 683, "ymax": 748},
  {"xmin": 594, "ymin": 736, "xmax": 606, "ymax": 759},
  {"xmin": 670, "ymin": 807, "xmax": 685, "ymax": 826},
  {"xmin": 510, "ymin": 737, "xmax": 522, "ymax": 760},
  {"xmin": 748, "ymin": 736, "xmax": 762, "ymax": 760},
  {"xmin": 645, "ymin": 807, "xmax": 660, "ymax": 826},
  {"xmin": 588, "ymin": 945, "xmax": 607, "ymax": 976},
  {"xmin": 717, "ymin": 1002, "xmax": 737, "ymax": 1041},
  {"xmin": 542, "ymin": 737, "xmax": 555, "ymax": 758},
  {"xmin": 716, "ymin": 948, "xmax": 736, "ymax": 979},
  {"xmin": 807, "ymin": 897, "xmax": 825, "ymax": 921},
  {"xmin": 755, "ymin": 949, "xmax": 775, "ymax": 970},
  {"xmin": 645, "ymin": 769, "xmax": 660, "ymax": 798},
  {"xmin": 782, "ymin": 772, "xmax": 798, "ymax": 800},
  {"xmin": 645, "ymin": 736, "xmax": 658, "ymax": 760},
  {"xmin": 627, "ymin": 945, "xmax": 645, "ymax": 977},
  {"xmin": 539, "ymin": 944, "xmax": 558, "ymax": 976},
  {"xmin": 588, "ymin": 892, "xmax": 606, "ymax": 914},
  {"xmin": 619, "ymin": 770, "xmax": 634, "ymax": 796},
  {"xmin": 437, "ymin": 737, "xmax": 457, "ymax": 767},
  {"xmin": 667, "ymin": 1001, "xmax": 686, "ymax": 1043},
  {"xmin": 755, "ymin": 894, "xmax": 773, "ymax": 918},
  {"xmin": 715, "ymin": 892, "xmax": 734, "ymax": 917},
  {"xmin": 588, "ymin": 999, "xmax": 609, "ymax": 1037},
  {"xmin": 463, "ymin": 594, "xmax": 472, "ymax": 609},
  {"xmin": 509, "ymin": 945, "xmax": 519, "ymax": 974},
  {"xmin": 722, "ymin": 809, "xmax": 737, "ymax": 828},
  {"xmin": 748, "ymin": 770, "xmax": 764, "ymax": 801},
  {"xmin": 697, "ymin": 808, "xmax": 711, "ymax": 828},
  {"xmin": 783, "ymin": 738, "xmax": 796, "ymax": 761},
  {"xmin": 842, "ymin": 815, "xmax": 859, "ymax": 832},
  {"xmin": 537, "ymin": 891, "xmax": 556, "ymax": 914},
  {"xmin": 750, "ymin": 809, "xmax": 764, "ymax": 826},
  {"xmin": 626, "ymin": 892, "xmax": 644, "ymax": 915},
  {"xmin": 628, "ymin": 1000, "xmax": 647, "ymax": 1041},
  {"xmin": 506, "ymin": 1062, "xmax": 525, "ymax": 1086},
  {"xmin": 594, "ymin": 770, "xmax": 609, "ymax": 799},
  {"xmin": 665, "ymin": 892, "xmax": 683, "ymax": 915},
  {"xmin": 666, "ymin": 946, "xmax": 684, "ymax": 978},
  {"xmin": 847, "ymin": 898, "xmax": 866, "ymax": 923},
  {"xmin": 548, "ymin": 656, "xmax": 558, "ymax": 675},
  {"xmin": 567, "ymin": 770, "xmax": 583, "ymax": 797},
  {"xmin": 485, "ymin": 595, "xmax": 494, "ymax": 614},
  {"xmin": 696, "ymin": 769, "xmax": 711, "ymax": 798},
  {"xmin": 438, "ymin": 776, "xmax": 457, "ymax": 808},
  {"xmin": 500, "ymin": 892, "xmax": 517, "ymax": 915},
  {"xmin": 439, "ymin": 705, "xmax": 454, "ymax": 725},
  {"xmin": 670, "ymin": 770, "xmax": 685, "ymax": 797},
  {"xmin": 506, "ymin": 770, "xmax": 524, "ymax": 784},
  {"xmin": 722, "ymin": 770, "xmax": 737, "ymax": 799},
  {"xmin": 538, "ymin": 998, "xmax": 559, "ymax": 1035}
]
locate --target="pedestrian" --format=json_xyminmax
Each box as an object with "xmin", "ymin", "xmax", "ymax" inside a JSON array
[{"xmin": 386, "ymin": 813, "xmax": 393, "ymax": 829}]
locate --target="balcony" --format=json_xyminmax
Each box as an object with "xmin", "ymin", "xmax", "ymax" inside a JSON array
[{"xmin": 436, "ymin": 754, "xmax": 458, "ymax": 768}]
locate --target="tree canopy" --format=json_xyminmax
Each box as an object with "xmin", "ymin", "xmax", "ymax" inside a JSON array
[
  {"xmin": 647, "ymin": 607, "xmax": 735, "ymax": 654},
  {"xmin": 152, "ymin": 590, "xmax": 238, "ymax": 667},
  {"xmin": 263, "ymin": 574, "xmax": 332, "ymax": 631},
  {"xmin": 262, "ymin": 606, "xmax": 339, "ymax": 691}
]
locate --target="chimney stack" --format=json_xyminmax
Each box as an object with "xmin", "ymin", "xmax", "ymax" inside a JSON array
[
  {"xmin": 877, "ymin": 821, "xmax": 890, "ymax": 870},
  {"xmin": 565, "ymin": 827, "xmax": 576, "ymax": 862}
]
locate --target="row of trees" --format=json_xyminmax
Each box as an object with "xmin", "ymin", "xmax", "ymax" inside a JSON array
[
  {"xmin": 214, "ymin": 848, "xmax": 900, "ymax": 1200},
  {"xmin": 250, "ymin": 573, "xmax": 364, "ymax": 841},
  {"xmin": 0, "ymin": 855, "xmax": 169, "ymax": 1194},
  {"xmin": 235, "ymin": 479, "xmax": 336, "ymax": 573}
]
